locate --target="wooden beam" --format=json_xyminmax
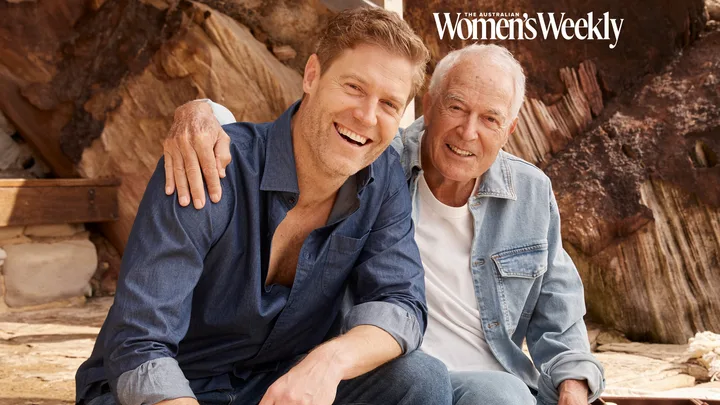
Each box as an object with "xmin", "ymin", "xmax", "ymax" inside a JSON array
[{"xmin": 0, "ymin": 178, "xmax": 120, "ymax": 227}]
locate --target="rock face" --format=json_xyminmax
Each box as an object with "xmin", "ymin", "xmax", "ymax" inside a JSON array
[
  {"xmin": 405, "ymin": 0, "xmax": 707, "ymax": 102},
  {"xmin": 544, "ymin": 22, "xmax": 720, "ymax": 343},
  {"xmin": 0, "ymin": 0, "xmax": 311, "ymax": 252}
]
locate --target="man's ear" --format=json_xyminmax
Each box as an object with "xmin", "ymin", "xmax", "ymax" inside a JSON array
[
  {"xmin": 303, "ymin": 54, "xmax": 322, "ymax": 95},
  {"xmin": 422, "ymin": 92, "xmax": 433, "ymax": 126},
  {"xmin": 502, "ymin": 117, "xmax": 519, "ymax": 146}
]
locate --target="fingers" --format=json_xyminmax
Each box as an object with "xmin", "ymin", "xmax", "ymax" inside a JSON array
[
  {"xmin": 196, "ymin": 136, "xmax": 222, "ymax": 204},
  {"xmin": 163, "ymin": 140, "xmax": 175, "ymax": 195},
  {"xmin": 170, "ymin": 142, "xmax": 191, "ymax": 207},
  {"xmin": 214, "ymin": 130, "xmax": 232, "ymax": 179},
  {"xmin": 165, "ymin": 100, "xmax": 224, "ymax": 209},
  {"xmin": 180, "ymin": 140, "xmax": 206, "ymax": 209}
]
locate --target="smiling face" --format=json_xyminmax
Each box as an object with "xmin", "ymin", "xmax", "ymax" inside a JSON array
[
  {"xmin": 295, "ymin": 43, "xmax": 414, "ymax": 179},
  {"xmin": 422, "ymin": 58, "xmax": 518, "ymax": 189}
]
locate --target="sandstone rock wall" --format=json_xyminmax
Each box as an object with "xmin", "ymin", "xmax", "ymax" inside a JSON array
[
  {"xmin": 544, "ymin": 22, "xmax": 720, "ymax": 343},
  {"xmin": 0, "ymin": 0, "xmax": 310, "ymax": 252}
]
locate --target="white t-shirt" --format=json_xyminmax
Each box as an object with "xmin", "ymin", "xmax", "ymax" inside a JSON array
[{"xmin": 416, "ymin": 173, "xmax": 506, "ymax": 373}]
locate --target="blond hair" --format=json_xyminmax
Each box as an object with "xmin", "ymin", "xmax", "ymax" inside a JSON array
[{"xmin": 315, "ymin": 7, "xmax": 429, "ymax": 102}]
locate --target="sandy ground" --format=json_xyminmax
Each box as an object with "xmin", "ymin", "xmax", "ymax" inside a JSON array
[{"xmin": 0, "ymin": 298, "xmax": 718, "ymax": 404}]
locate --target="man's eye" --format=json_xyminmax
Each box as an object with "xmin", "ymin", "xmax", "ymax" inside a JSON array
[
  {"xmin": 450, "ymin": 105, "xmax": 462, "ymax": 111},
  {"xmin": 347, "ymin": 84, "xmax": 361, "ymax": 92},
  {"xmin": 383, "ymin": 100, "xmax": 398, "ymax": 110},
  {"xmin": 487, "ymin": 116, "xmax": 497, "ymax": 123}
]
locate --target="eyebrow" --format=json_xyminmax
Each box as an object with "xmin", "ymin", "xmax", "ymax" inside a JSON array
[
  {"xmin": 486, "ymin": 108, "xmax": 505, "ymax": 118},
  {"xmin": 445, "ymin": 93, "xmax": 507, "ymax": 120},
  {"xmin": 340, "ymin": 74, "xmax": 406, "ymax": 109},
  {"xmin": 445, "ymin": 94, "xmax": 466, "ymax": 104}
]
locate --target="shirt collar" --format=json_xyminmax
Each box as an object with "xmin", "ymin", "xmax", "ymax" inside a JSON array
[
  {"xmin": 260, "ymin": 100, "xmax": 375, "ymax": 196},
  {"xmin": 402, "ymin": 116, "xmax": 516, "ymax": 201}
]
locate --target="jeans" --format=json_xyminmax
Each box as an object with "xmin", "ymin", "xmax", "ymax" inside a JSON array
[
  {"xmin": 87, "ymin": 351, "xmax": 452, "ymax": 405},
  {"xmin": 451, "ymin": 370, "xmax": 541, "ymax": 405}
]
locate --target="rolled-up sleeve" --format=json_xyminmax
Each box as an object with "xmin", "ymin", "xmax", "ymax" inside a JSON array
[
  {"xmin": 528, "ymin": 182, "xmax": 605, "ymax": 403},
  {"xmin": 343, "ymin": 155, "xmax": 427, "ymax": 353},
  {"xmin": 103, "ymin": 158, "xmax": 231, "ymax": 403},
  {"xmin": 115, "ymin": 357, "xmax": 195, "ymax": 404}
]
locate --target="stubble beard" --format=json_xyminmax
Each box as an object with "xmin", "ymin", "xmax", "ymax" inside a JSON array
[{"xmin": 300, "ymin": 100, "xmax": 356, "ymax": 179}]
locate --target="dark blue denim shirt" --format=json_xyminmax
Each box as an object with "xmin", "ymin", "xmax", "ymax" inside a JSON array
[{"xmin": 75, "ymin": 101, "xmax": 426, "ymax": 404}]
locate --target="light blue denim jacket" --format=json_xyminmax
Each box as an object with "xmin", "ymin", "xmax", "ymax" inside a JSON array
[{"xmin": 396, "ymin": 117, "xmax": 605, "ymax": 404}]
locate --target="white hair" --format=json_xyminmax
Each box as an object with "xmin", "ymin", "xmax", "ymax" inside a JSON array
[{"xmin": 427, "ymin": 44, "xmax": 526, "ymax": 120}]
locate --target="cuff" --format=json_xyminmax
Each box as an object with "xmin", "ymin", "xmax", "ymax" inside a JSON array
[
  {"xmin": 341, "ymin": 301, "xmax": 421, "ymax": 354},
  {"xmin": 537, "ymin": 350, "xmax": 605, "ymax": 404},
  {"xmin": 198, "ymin": 99, "xmax": 236, "ymax": 125},
  {"xmin": 113, "ymin": 357, "xmax": 196, "ymax": 404}
]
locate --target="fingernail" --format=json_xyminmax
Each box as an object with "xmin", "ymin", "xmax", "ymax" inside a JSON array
[
  {"xmin": 165, "ymin": 187, "xmax": 173, "ymax": 195},
  {"xmin": 220, "ymin": 169, "xmax": 226, "ymax": 178},
  {"xmin": 211, "ymin": 193, "xmax": 220, "ymax": 203},
  {"xmin": 194, "ymin": 199, "xmax": 203, "ymax": 209},
  {"xmin": 180, "ymin": 196, "xmax": 190, "ymax": 206}
]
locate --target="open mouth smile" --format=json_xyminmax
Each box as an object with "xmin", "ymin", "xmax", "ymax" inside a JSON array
[
  {"xmin": 335, "ymin": 123, "xmax": 371, "ymax": 147},
  {"xmin": 446, "ymin": 143, "xmax": 474, "ymax": 157}
]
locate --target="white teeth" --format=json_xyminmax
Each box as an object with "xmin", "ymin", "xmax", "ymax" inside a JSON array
[
  {"xmin": 448, "ymin": 144, "xmax": 473, "ymax": 156},
  {"xmin": 336, "ymin": 124, "xmax": 368, "ymax": 145}
]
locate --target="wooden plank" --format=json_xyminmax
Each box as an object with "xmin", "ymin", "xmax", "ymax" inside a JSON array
[
  {"xmin": 0, "ymin": 178, "xmax": 121, "ymax": 188},
  {"xmin": 0, "ymin": 179, "xmax": 119, "ymax": 226}
]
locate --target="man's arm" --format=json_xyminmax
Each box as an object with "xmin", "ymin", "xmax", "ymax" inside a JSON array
[
  {"xmin": 259, "ymin": 156, "xmax": 426, "ymax": 405},
  {"xmin": 527, "ymin": 181, "xmax": 605, "ymax": 405},
  {"xmin": 340, "ymin": 161, "xmax": 427, "ymax": 353},
  {"xmin": 103, "ymin": 158, "xmax": 230, "ymax": 404},
  {"xmin": 258, "ymin": 325, "xmax": 401, "ymax": 405}
]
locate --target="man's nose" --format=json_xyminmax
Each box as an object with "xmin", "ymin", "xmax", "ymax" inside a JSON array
[
  {"xmin": 458, "ymin": 115, "xmax": 480, "ymax": 141},
  {"xmin": 353, "ymin": 98, "xmax": 378, "ymax": 127}
]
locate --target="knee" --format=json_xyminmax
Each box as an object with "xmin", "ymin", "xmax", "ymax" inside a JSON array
[
  {"xmin": 385, "ymin": 351, "xmax": 452, "ymax": 400},
  {"xmin": 452, "ymin": 371, "xmax": 535, "ymax": 405}
]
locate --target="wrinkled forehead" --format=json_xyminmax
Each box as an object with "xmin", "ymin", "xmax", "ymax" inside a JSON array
[{"xmin": 442, "ymin": 60, "xmax": 515, "ymax": 113}]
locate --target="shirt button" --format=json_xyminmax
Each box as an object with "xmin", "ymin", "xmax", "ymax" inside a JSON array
[
  {"xmin": 473, "ymin": 259, "xmax": 485, "ymax": 266},
  {"xmin": 487, "ymin": 321, "xmax": 500, "ymax": 329},
  {"xmin": 288, "ymin": 197, "xmax": 296, "ymax": 205}
]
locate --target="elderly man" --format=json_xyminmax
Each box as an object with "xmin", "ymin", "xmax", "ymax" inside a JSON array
[
  {"xmin": 165, "ymin": 44, "xmax": 605, "ymax": 405},
  {"xmin": 75, "ymin": 8, "xmax": 454, "ymax": 405}
]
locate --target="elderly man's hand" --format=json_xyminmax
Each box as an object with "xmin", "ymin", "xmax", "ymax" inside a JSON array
[
  {"xmin": 163, "ymin": 100, "xmax": 232, "ymax": 209},
  {"xmin": 258, "ymin": 348, "xmax": 343, "ymax": 405},
  {"xmin": 558, "ymin": 379, "xmax": 590, "ymax": 405}
]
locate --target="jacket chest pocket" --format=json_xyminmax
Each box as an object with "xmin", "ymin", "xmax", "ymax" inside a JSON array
[
  {"xmin": 491, "ymin": 242, "xmax": 548, "ymax": 334},
  {"xmin": 322, "ymin": 233, "xmax": 369, "ymax": 297}
]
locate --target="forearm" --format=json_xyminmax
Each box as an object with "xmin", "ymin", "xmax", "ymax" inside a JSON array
[
  {"xmin": 559, "ymin": 379, "xmax": 589, "ymax": 397},
  {"xmin": 313, "ymin": 325, "xmax": 402, "ymax": 381}
]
